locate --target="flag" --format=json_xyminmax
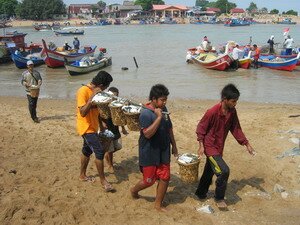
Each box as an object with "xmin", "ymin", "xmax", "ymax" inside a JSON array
[{"xmin": 283, "ymin": 28, "xmax": 290, "ymax": 37}]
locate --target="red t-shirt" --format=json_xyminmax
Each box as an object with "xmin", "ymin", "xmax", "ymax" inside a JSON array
[{"xmin": 196, "ymin": 102, "xmax": 248, "ymax": 156}]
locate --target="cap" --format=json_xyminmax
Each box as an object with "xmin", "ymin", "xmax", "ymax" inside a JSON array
[{"xmin": 27, "ymin": 60, "xmax": 34, "ymax": 66}]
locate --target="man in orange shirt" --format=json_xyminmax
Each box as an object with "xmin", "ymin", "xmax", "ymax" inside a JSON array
[
  {"xmin": 252, "ymin": 44, "xmax": 260, "ymax": 69},
  {"xmin": 76, "ymin": 71, "xmax": 114, "ymax": 192}
]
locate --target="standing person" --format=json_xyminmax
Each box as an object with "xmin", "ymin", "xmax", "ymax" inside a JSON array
[
  {"xmin": 77, "ymin": 71, "xmax": 115, "ymax": 192},
  {"xmin": 195, "ymin": 84, "xmax": 255, "ymax": 210},
  {"xmin": 21, "ymin": 60, "xmax": 42, "ymax": 123},
  {"xmin": 252, "ymin": 44, "xmax": 260, "ymax": 69},
  {"xmin": 231, "ymin": 44, "xmax": 244, "ymax": 70},
  {"xmin": 99, "ymin": 86, "xmax": 128, "ymax": 173},
  {"xmin": 130, "ymin": 84, "xmax": 178, "ymax": 212},
  {"xmin": 267, "ymin": 35, "xmax": 275, "ymax": 54},
  {"xmin": 73, "ymin": 36, "xmax": 80, "ymax": 52},
  {"xmin": 283, "ymin": 35, "xmax": 294, "ymax": 55},
  {"xmin": 64, "ymin": 41, "xmax": 72, "ymax": 51}
]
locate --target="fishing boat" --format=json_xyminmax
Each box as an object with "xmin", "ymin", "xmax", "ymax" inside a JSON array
[
  {"xmin": 261, "ymin": 52, "xmax": 300, "ymax": 66},
  {"xmin": 238, "ymin": 52, "xmax": 252, "ymax": 69},
  {"xmin": 276, "ymin": 18, "xmax": 296, "ymax": 25},
  {"xmin": 11, "ymin": 50, "xmax": 44, "ymax": 69},
  {"xmin": 189, "ymin": 52, "xmax": 232, "ymax": 71},
  {"xmin": 224, "ymin": 18, "xmax": 250, "ymax": 27},
  {"xmin": 0, "ymin": 30, "xmax": 27, "ymax": 62},
  {"xmin": 41, "ymin": 39, "xmax": 96, "ymax": 68},
  {"xmin": 258, "ymin": 53, "xmax": 300, "ymax": 71},
  {"xmin": 64, "ymin": 56, "xmax": 112, "ymax": 76},
  {"xmin": 54, "ymin": 29, "xmax": 84, "ymax": 36}
]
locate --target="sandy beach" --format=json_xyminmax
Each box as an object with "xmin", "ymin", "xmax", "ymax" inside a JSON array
[{"xmin": 0, "ymin": 95, "xmax": 300, "ymax": 224}]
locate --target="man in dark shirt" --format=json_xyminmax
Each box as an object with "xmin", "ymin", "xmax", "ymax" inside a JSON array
[
  {"xmin": 195, "ymin": 83, "xmax": 255, "ymax": 210},
  {"xmin": 130, "ymin": 84, "xmax": 178, "ymax": 212}
]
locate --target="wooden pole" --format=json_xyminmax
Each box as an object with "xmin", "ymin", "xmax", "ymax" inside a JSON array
[{"xmin": 133, "ymin": 56, "xmax": 138, "ymax": 68}]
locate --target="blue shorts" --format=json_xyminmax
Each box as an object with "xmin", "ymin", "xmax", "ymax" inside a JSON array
[{"xmin": 82, "ymin": 133, "xmax": 104, "ymax": 160}]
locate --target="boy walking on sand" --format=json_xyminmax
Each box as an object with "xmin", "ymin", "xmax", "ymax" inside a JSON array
[
  {"xmin": 130, "ymin": 84, "xmax": 178, "ymax": 212},
  {"xmin": 195, "ymin": 83, "xmax": 255, "ymax": 210},
  {"xmin": 99, "ymin": 86, "xmax": 128, "ymax": 173},
  {"xmin": 76, "ymin": 71, "xmax": 114, "ymax": 192}
]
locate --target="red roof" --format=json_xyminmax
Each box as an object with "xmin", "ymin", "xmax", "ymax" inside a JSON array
[
  {"xmin": 152, "ymin": 5, "xmax": 188, "ymax": 11},
  {"xmin": 207, "ymin": 7, "xmax": 221, "ymax": 12},
  {"xmin": 230, "ymin": 8, "xmax": 245, "ymax": 13}
]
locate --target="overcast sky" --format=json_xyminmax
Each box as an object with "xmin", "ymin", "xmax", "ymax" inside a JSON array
[{"xmin": 64, "ymin": 0, "xmax": 300, "ymax": 13}]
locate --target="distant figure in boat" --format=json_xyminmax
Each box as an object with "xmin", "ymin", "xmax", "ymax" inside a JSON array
[
  {"xmin": 267, "ymin": 35, "xmax": 275, "ymax": 54},
  {"xmin": 73, "ymin": 36, "xmax": 80, "ymax": 52},
  {"xmin": 283, "ymin": 35, "xmax": 294, "ymax": 55},
  {"xmin": 196, "ymin": 36, "xmax": 212, "ymax": 53},
  {"xmin": 252, "ymin": 44, "xmax": 260, "ymax": 69},
  {"xmin": 231, "ymin": 44, "xmax": 244, "ymax": 70},
  {"xmin": 64, "ymin": 41, "xmax": 72, "ymax": 51}
]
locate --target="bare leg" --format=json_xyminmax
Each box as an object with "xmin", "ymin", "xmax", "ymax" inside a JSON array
[
  {"xmin": 154, "ymin": 180, "xmax": 169, "ymax": 212},
  {"xmin": 105, "ymin": 152, "xmax": 114, "ymax": 172},
  {"xmin": 95, "ymin": 158, "xmax": 112, "ymax": 187},
  {"xmin": 79, "ymin": 154, "xmax": 90, "ymax": 180},
  {"xmin": 130, "ymin": 180, "xmax": 149, "ymax": 199}
]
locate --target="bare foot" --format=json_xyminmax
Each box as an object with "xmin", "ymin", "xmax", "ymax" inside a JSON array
[
  {"xmin": 130, "ymin": 188, "xmax": 140, "ymax": 199},
  {"xmin": 79, "ymin": 176, "xmax": 95, "ymax": 183},
  {"xmin": 216, "ymin": 200, "xmax": 228, "ymax": 210},
  {"xmin": 107, "ymin": 166, "xmax": 115, "ymax": 173},
  {"xmin": 154, "ymin": 205, "xmax": 169, "ymax": 212},
  {"xmin": 101, "ymin": 180, "xmax": 114, "ymax": 192}
]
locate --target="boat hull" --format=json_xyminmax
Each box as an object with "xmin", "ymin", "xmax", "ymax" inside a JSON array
[
  {"xmin": 238, "ymin": 58, "xmax": 252, "ymax": 69},
  {"xmin": 191, "ymin": 53, "xmax": 232, "ymax": 71},
  {"xmin": 65, "ymin": 57, "xmax": 112, "ymax": 76},
  {"xmin": 54, "ymin": 30, "xmax": 84, "ymax": 36},
  {"xmin": 258, "ymin": 56, "xmax": 299, "ymax": 71},
  {"xmin": 42, "ymin": 39, "xmax": 96, "ymax": 68},
  {"xmin": 11, "ymin": 53, "xmax": 44, "ymax": 69}
]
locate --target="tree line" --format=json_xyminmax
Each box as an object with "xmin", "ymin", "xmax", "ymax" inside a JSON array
[{"xmin": 0, "ymin": 0, "xmax": 298, "ymax": 20}]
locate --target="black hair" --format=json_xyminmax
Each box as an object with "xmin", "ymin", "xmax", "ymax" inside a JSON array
[
  {"xmin": 91, "ymin": 71, "xmax": 113, "ymax": 87},
  {"xmin": 253, "ymin": 44, "xmax": 257, "ymax": 47},
  {"xmin": 108, "ymin": 86, "xmax": 119, "ymax": 94},
  {"xmin": 149, "ymin": 84, "xmax": 169, "ymax": 100},
  {"xmin": 221, "ymin": 83, "xmax": 240, "ymax": 100}
]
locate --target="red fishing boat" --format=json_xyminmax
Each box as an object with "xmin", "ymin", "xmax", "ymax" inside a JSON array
[{"xmin": 41, "ymin": 39, "xmax": 96, "ymax": 68}]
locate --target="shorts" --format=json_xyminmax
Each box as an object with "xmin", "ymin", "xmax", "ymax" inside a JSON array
[
  {"xmin": 141, "ymin": 164, "xmax": 170, "ymax": 185},
  {"xmin": 82, "ymin": 133, "xmax": 105, "ymax": 160},
  {"xmin": 107, "ymin": 139, "xmax": 122, "ymax": 153}
]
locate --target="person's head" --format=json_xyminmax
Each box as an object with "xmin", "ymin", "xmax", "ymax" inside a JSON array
[
  {"xmin": 221, "ymin": 83, "xmax": 240, "ymax": 109},
  {"xmin": 287, "ymin": 35, "xmax": 291, "ymax": 39},
  {"xmin": 91, "ymin": 71, "xmax": 113, "ymax": 91},
  {"xmin": 64, "ymin": 41, "xmax": 68, "ymax": 45},
  {"xmin": 27, "ymin": 60, "xmax": 34, "ymax": 71},
  {"xmin": 253, "ymin": 44, "xmax": 257, "ymax": 49},
  {"xmin": 108, "ymin": 86, "xmax": 119, "ymax": 96},
  {"xmin": 235, "ymin": 44, "xmax": 239, "ymax": 48},
  {"xmin": 149, "ymin": 84, "xmax": 169, "ymax": 109},
  {"xmin": 74, "ymin": 36, "xmax": 77, "ymax": 39},
  {"xmin": 270, "ymin": 35, "xmax": 274, "ymax": 40}
]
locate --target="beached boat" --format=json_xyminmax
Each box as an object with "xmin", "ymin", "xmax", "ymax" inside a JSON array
[
  {"xmin": 54, "ymin": 29, "xmax": 84, "ymax": 36},
  {"xmin": 261, "ymin": 52, "xmax": 300, "ymax": 66},
  {"xmin": 258, "ymin": 53, "xmax": 300, "ymax": 71},
  {"xmin": 41, "ymin": 39, "xmax": 96, "ymax": 68},
  {"xmin": 189, "ymin": 52, "xmax": 232, "ymax": 71},
  {"xmin": 11, "ymin": 48, "xmax": 44, "ymax": 69},
  {"xmin": 276, "ymin": 18, "xmax": 296, "ymax": 25},
  {"xmin": 64, "ymin": 56, "xmax": 112, "ymax": 76},
  {"xmin": 238, "ymin": 55, "xmax": 252, "ymax": 69}
]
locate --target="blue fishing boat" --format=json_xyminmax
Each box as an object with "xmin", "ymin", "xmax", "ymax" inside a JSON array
[
  {"xmin": 224, "ymin": 18, "xmax": 250, "ymax": 27},
  {"xmin": 276, "ymin": 18, "xmax": 296, "ymax": 25},
  {"xmin": 11, "ymin": 50, "xmax": 44, "ymax": 69},
  {"xmin": 258, "ymin": 53, "xmax": 300, "ymax": 71},
  {"xmin": 54, "ymin": 29, "xmax": 84, "ymax": 36}
]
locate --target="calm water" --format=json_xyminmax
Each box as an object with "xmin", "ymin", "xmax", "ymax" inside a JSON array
[{"xmin": 0, "ymin": 24, "xmax": 299, "ymax": 104}]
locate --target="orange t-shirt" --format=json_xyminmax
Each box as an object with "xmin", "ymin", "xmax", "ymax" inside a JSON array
[{"xmin": 76, "ymin": 85, "xmax": 99, "ymax": 136}]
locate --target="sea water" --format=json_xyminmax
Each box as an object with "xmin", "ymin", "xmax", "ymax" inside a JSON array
[{"xmin": 0, "ymin": 24, "xmax": 299, "ymax": 104}]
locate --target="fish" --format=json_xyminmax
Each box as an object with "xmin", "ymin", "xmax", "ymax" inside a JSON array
[{"xmin": 276, "ymin": 147, "xmax": 300, "ymax": 159}]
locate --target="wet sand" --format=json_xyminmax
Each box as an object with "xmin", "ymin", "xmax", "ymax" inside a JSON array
[{"xmin": 0, "ymin": 96, "xmax": 300, "ymax": 224}]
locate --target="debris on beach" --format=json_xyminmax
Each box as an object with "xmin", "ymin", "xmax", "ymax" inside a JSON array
[
  {"xmin": 9, "ymin": 169, "xmax": 17, "ymax": 174},
  {"xmin": 289, "ymin": 137, "xmax": 300, "ymax": 145},
  {"xmin": 244, "ymin": 191, "xmax": 272, "ymax": 200},
  {"xmin": 273, "ymin": 184, "xmax": 285, "ymax": 193},
  {"xmin": 196, "ymin": 204, "xmax": 214, "ymax": 214},
  {"xmin": 276, "ymin": 147, "xmax": 300, "ymax": 159}
]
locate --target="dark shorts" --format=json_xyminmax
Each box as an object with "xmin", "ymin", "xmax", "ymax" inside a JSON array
[{"xmin": 82, "ymin": 133, "xmax": 104, "ymax": 160}]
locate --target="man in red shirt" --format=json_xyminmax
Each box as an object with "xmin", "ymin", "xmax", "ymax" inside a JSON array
[
  {"xmin": 252, "ymin": 44, "xmax": 260, "ymax": 69},
  {"xmin": 195, "ymin": 84, "xmax": 255, "ymax": 210}
]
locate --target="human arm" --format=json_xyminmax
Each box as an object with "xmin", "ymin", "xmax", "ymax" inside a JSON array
[
  {"xmin": 121, "ymin": 126, "xmax": 128, "ymax": 135},
  {"xmin": 79, "ymin": 87, "xmax": 101, "ymax": 117},
  {"xmin": 196, "ymin": 110, "xmax": 212, "ymax": 158},
  {"xmin": 142, "ymin": 108, "xmax": 162, "ymax": 139},
  {"xmin": 197, "ymin": 140, "xmax": 204, "ymax": 159},
  {"xmin": 169, "ymin": 128, "xmax": 178, "ymax": 157}
]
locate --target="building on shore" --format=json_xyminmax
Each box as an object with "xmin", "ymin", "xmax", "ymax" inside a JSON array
[{"xmin": 152, "ymin": 5, "xmax": 188, "ymax": 18}]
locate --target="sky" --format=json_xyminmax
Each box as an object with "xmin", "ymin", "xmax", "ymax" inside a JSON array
[{"xmin": 64, "ymin": 0, "xmax": 300, "ymax": 13}]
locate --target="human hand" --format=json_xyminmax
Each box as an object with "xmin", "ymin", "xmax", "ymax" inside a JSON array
[
  {"xmin": 154, "ymin": 108, "xmax": 162, "ymax": 118},
  {"xmin": 246, "ymin": 143, "xmax": 256, "ymax": 156},
  {"xmin": 198, "ymin": 145, "xmax": 204, "ymax": 159},
  {"xmin": 172, "ymin": 145, "xmax": 179, "ymax": 158}
]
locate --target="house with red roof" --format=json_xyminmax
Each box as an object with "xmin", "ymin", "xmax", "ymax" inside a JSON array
[
  {"xmin": 206, "ymin": 8, "xmax": 221, "ymax": 13},
  {"xmin": 68, "ymin": 4, "xmax": 99, "ymax": 19},
  {"xmin": 230, "ymin": 8, "xmax": 245, "ymax": 14},
  {"xmin": 152, "ymin": 5, "xmax": 188, "ymax": 18}
]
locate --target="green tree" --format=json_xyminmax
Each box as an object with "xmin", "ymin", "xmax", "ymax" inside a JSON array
[
  {"xmin": 246, "ymin": 1, "xmax": 258, "ymax": 12},
  {"xmin": 97, "ymin": 1, "xmax": 106, "ymax": 9},
  {"xmin": 17, "ymin": 0, "xmax": 66, "ymax": 20},
  {"xmin": 195, "ymin": 0, "xmax": 208, "ymax": 7},
  {"xmin": 284, "ymin": 10, "xmax": 298, "ymax": 16},
  {"xmin": 134, "ymin": 0, "xmax": 165, "ymax": 11},
  {"xmin": 269, "ymin": 9, "xmax": 279, "ymax": 14},
  {"xmin": 206, "ymin": 0, "xmax": 236, "ymax": 14},
  {"xmin": 0, "ymin": 0, "xmax": 18, "ymax": 17},
  {"xmin": 260, "ymin": 7, "xmax": 268, "ymax": 14}
]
